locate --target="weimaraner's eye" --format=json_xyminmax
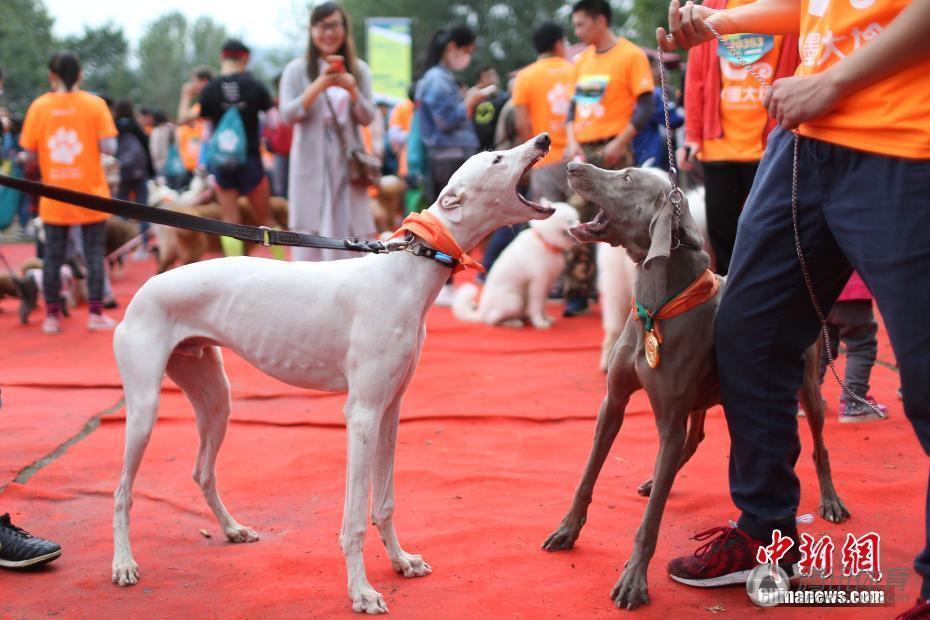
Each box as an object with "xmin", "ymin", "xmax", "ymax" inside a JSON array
[
  {"xmin": 493, "ymin": 154, "xmax": 503, "ymax": 164},
  {"xmin": 624, "ymin": 175, "xmax": 632, "ymax": 184}
]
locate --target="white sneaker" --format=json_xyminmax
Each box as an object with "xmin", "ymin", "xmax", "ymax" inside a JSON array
[
  {"xmin": 41, "ymin": 315, "xmax": 61, "ymax": 334},
  {"xmin": 88, "ymin": 313, "xmax": 117, "ymax": 331},
  {"xmin": 434, "ymin": 283, "xmax": 455, "ymax": 307}
]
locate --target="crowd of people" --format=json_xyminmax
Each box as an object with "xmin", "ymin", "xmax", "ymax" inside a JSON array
[{"xmin": 1, "ymin": 0, "xmax": 930, "ymax": 616}]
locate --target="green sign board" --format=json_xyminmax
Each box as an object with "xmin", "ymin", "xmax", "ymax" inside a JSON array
[{"xmin": 366, "ymin": 18, "xmax": 412, "ymax": 101}]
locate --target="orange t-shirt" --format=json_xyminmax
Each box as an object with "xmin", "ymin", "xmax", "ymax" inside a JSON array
[
  {"xmin": 19, "ymin": 91, "xmax": 117, "ymax": 225},
  {"xmin": 177, "ymin": 121, "xmax": 204, "ymax": 171},
  {"xmin": 702, "ymin": 0, "xmax": 782, "ymax": 162},
  {"xmin": 798, "ymin": 0, "xmax": 930, "ymax": 159},
  {"xmin": 512, "ymin": 56, "xmax": 575, "ymax": 166},
  {"xmin": 389, "ymin": 99, "xmax": 414, "ymax": 177},
  {"xmin": 572, "ymin": 38, "xmax": 654, "ymax": 144}
]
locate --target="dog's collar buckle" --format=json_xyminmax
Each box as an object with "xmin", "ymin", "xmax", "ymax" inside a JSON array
[{"xmin": 407, "ymin": 242, "xmax": 458, "ymax": 268}]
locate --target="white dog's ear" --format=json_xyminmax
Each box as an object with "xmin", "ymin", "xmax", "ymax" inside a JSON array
[
  {"xmin": 644, "ymin": 200, "xmax": 673, "ymax": 267},
  {"xmin": 438, "ymin": 187, "xmax": 465, "ymax": 223}
]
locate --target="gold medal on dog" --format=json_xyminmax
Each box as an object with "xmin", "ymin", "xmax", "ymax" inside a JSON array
[{"xmin": 644, "ymin": 330, "xmax": 660, "ymax": 369}]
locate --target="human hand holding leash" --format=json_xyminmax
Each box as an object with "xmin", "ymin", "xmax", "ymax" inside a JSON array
[
  {"xmin": 676, "ymin": 143, "xmax": 700, "ymax": 171},
  {"xmin": 657, "ymin": 0, "xmax": 721, "ymax": 51},
  {"xmin": 764, "ymin": 73, "xmax": 843, "ymax": 130}
]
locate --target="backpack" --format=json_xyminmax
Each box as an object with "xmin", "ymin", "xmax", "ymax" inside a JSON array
[
  {"xmin": 163, "ymin": 143, "xmax": 187, "ymax": 180},
  {"xmin": 116, "ymin": 132, "xmax": 147, "ymax": 182},
  {"xmin": 0, "ymin": 160, "xmax": 21, "ymax": 231},
  {"xmin": 207, "ymin": 106, "xmax": 247, "ymax": 173},
  {"xmin": 263, "ymin": 107, "xmax": 292, "ymax": 156}
]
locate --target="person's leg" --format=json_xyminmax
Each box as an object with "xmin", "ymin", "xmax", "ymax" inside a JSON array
[
  {"xmin": 80, "ymin": 222, "xmax": 107, "ymax": 315},
  {"xmin": 832, "ymin": 300, "xmax": 878, "ymax": 398},
  {"xmin": 717, "ymin": 129, "xmax": 853, "ymax": 544},
  {"xmin": 134, "ymin": 178, "xmax": 151, "ymax": 250},
  {"xmin": 816, "ymin": 148, "xmax": 930, "ymax": 597},
  {"xmin": 41, "ymin": 223, "xmax": 69, "ymax": 327},
  {"xmin": 702, "ymin": 162, "xmax": 745, "ymax": 276}
]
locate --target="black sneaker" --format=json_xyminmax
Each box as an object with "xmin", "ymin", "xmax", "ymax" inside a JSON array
[{"xmin": 0, "ymin": 513, "xmax": 61, "ymax": 569}]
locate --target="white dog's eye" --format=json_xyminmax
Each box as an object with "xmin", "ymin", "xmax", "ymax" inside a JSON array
[
  {"xmin": 624, "ymin": 175, "xmax": 632, "ymax": 184},
  {"xmin": 492, "ymin": 154, "xmax": 503, "ymax": 164}
]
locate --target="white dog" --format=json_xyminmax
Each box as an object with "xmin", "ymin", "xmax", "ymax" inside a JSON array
[
  {"xmin": 110, "ymin": 135, "xmax": 555, "ymax": 614},
  {"xmin": 596, "ymin": 173, "xmax": 709, "ymax": 371},
  {"xmin": 452, "ymin": 201, "xmax": 579, "ymax": 328}
]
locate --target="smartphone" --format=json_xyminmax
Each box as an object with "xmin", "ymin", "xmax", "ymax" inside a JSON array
[
  {"xmin": 479, "ymin": 84, "xmax": 498, "ymax": 97},
  {"xmin": 328, "ymin": 57, "xmax": 345, "ymax": 73}
]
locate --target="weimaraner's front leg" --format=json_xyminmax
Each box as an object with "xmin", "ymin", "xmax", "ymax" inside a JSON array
[
  {"xmin": 637, "ymin": 408, "xmax": 707, "ymax": 497},
  {"xmin": 611, "ymin": 413, "xmax": 688, "ymax": 610},
  {"xmin": 543, "ymin": 351, "xmax": 640, "ymax": 551},
  {"xmin": 799, "ymin": 341, "xmax": 850, "ymax": 523}
]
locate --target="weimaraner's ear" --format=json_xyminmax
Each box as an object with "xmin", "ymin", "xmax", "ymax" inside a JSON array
[
  {"xmin": 644, "ymin": 200, "xmax": 673, "ymax": 267},
  {"xmin": 438, "ymin": 186, "xmax": 465, "ymax": 223}
]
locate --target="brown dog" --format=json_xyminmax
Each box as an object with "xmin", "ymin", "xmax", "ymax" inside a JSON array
[
  {"xmin": 155, "ymin": 197, "xmax": 289, "ymax": 272},
  {"xmin": 541, "ymin": 164, "xmax": 848, "ymax": 610}
]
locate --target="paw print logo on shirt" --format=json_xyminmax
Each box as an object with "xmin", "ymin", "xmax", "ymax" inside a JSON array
[
  {"xmin": 47, "ymin": 127, "xmax": 83, "ymax": 165},
  {"xmin": 216, "ymin": 129, "xmax": 240, "ymax": 153}
]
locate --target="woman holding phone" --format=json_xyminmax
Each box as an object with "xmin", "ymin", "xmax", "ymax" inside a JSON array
[
  {"xmin": 279, "ymin": 1, "xmax": 377, "ymax": 261},
  {"xmin": 415, "ymin": 25, "xmax": 484, "ymax": 207}
]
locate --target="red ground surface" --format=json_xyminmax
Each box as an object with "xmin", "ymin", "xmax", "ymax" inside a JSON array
[{"xmin": 0, "ymin": 241, "xmax": 922, "ymax": 619}]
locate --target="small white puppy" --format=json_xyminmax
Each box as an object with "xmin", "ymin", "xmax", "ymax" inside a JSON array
[
  {"xmin": 596, "ymin": 172, "xmax": 710, "ymax": 371},
  {"xmin": 453, "ymin": 202, "xmax": 579, "ymax": 329}
]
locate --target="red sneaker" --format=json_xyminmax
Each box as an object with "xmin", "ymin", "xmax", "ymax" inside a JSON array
[
  {"xmin": 897, "ymin": 599, "xmax": 930, "ymax": 620},
  {"xmin": 668, "ymin": 525, "xmax": 800, "ymax": 588}
]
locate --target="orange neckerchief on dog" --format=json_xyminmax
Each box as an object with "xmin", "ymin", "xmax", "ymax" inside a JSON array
[
  {"xmin": 533, "ymin": 229, "xmax": 564, "ymax": 255},
  {"xmin": 632, "ymin": 269, "xmax": 720, "ymax": 368},
  {"xmin": 390, "ymin": 211, "xmax": 485, "ymax": 274}
]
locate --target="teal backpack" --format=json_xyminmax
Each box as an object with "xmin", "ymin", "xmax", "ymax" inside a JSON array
[
  {"xmin": 207, "ymin": 106, "xmax": 247, "ymax": 173},
  {"xmin": 163, "ymin": 142, "xmax": 187, "ymax": 180}
]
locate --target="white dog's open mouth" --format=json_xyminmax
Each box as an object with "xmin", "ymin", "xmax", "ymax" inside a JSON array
[{"xmin": 518, "ymin": 148, "xmax": 554, "ymax": 215}]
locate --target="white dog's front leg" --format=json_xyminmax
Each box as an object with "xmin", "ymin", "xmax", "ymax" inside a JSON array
[
  {"xmin": 527, "ymin": 277, "xmax": 554, "ymax": 329},
  {"xmin": 371, "ymin": 409, "xmax": 431, "ymax": 579},
  {"xmin": 342, "ymin": 406, "xmax": 388, "ymax": 614}
]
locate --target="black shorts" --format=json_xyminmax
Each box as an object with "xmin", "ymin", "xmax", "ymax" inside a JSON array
[{"xmin": 210, "ymin": 154, "xmax": 266, "ymax": 195}]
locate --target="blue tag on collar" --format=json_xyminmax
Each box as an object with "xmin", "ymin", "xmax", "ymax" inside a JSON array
[{"xmin": 434, "ymin": 252, "xmax": 455, "ymax": 266}]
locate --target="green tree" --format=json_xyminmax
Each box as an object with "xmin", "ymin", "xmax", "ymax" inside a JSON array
[
  {"xmin": 62, "ymin": 23, "xmax": 140, "ymax": 103},
  {"xmin": 136, "ymin": 12, "xmax": 228, "ymax": 118},
  {"xmin": 0, "ymin": 0, "xmax": 56, "ymax": 115}
]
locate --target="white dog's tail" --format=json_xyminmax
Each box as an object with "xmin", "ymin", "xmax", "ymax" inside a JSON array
[{"xmin": 452, "ymin": 282, "xmax": 482, "ymax": 322}]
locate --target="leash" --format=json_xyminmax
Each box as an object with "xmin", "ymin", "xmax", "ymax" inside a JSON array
[
  {"xmin": 657, "ymin": 25, "xmax": 885, "ymax": 419},
  {"xmin": 0, "ymin": 174, "xmax": 397, "ymax": 255}
]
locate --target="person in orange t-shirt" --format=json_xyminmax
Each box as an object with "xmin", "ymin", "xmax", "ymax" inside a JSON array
[
  {"xmin": 388, "ymin": 92, "xmax": 414, "ymax": 179},
  {"xmin": 512, "ymin": 21, "xmax": 575, "ymax": 202},
  {"xmin": 19, "ymin": 52, "xmax": 119, "ymax": 334},
  {"xmin": 679, "ymin": 0, "xmax": 800, "ymax": 275},
  {"xmin": 562, "ymin": 0, "xmax": 655, "ymax": 317},
  {"xmin": 658, "ymin": 1, "xmax": 930, "ymax": 612}
]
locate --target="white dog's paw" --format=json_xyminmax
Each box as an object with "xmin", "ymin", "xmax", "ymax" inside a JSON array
[
  {"xmin": 224, "ymin": 524, "xmax": 259, "ymax": 543},
  {"xmin": 391, "ymin": 552, "xmax": 432, "ymax": 578},
  {"xmin": 350, "ymin": 584, "xmax": 389, "ymax": 614},
  {"xmin": 112, "ymin": 560, "xmax": 139, "ymax": 586},
  {"xmin": 531, "ymin": 315, "xmax": 554, "ymax": 329}
]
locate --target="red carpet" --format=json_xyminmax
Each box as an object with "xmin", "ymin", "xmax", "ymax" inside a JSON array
[{"xmin": 0, "ymin": 240, "xmax": 924, "ymax": 618}]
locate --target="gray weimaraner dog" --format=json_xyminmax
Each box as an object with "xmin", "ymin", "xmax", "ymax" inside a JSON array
[{"xmin": 542, "ymin": 163, "xmax": 848, "ymax": 610}]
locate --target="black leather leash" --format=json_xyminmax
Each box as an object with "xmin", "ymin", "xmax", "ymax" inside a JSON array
[{"xmin": 0, "ymin": 174, "xmax": 387, "ymax": 254}]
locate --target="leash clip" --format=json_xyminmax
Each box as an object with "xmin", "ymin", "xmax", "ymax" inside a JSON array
[
  {"xmin": 257, "ymin": 226, "xmax": 273, "ymax": 247},
  {"xmin": 668, "ymin": 187, "xmax": 684, "ymax": 206},
  {"xmin": 383, "ymin": 237, "xmax": 409, "ymax": 253}
]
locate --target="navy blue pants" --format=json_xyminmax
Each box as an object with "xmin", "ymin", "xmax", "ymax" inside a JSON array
[{"xmin": 716, "ymin": 127, "xmax": 930, "ymax": 596}]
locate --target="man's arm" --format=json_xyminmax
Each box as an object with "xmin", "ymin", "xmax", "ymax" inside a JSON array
[
  {"xmin": 514, "ymin": 104, "xmax": 532, "ymax": 144},
  {"xmin": 766, "ymin": 0, "xmax": 930, "ymax": 129},
  {"xmin": 658, "ymin": 0, "xmax": 801, "ymax": 51}
]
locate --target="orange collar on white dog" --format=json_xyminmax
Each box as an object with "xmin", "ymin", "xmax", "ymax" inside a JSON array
[
  {"xmin": 533, "ymin": 229, "xmax": 565, "ymax": 255},
  {"xmin": 390, "ymin": 211, "xmax": 485, "ymax": 274}
]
